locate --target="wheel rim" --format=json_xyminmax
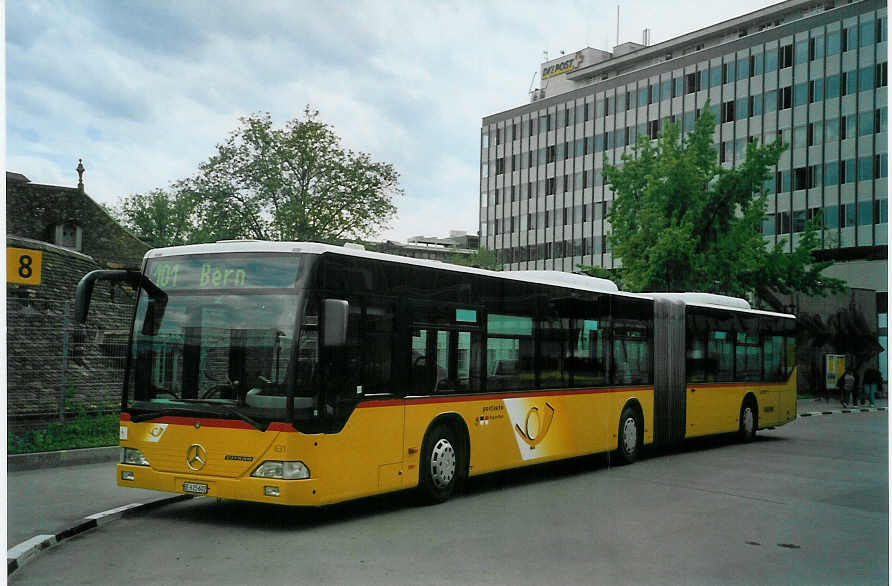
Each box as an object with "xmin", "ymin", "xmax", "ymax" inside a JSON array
[
  {"xmin": 742, "ymin": 406, "xmax": 755, "ymax": 436},
  {"xmin": 430, "ymin": 437, "xmax": 456, "ymax": 489},
  {"xmin": 622, "ymin": 417, "xmax": 638, "ymax": 455}
]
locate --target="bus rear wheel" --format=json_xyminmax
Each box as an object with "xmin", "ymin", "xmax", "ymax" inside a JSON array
[
  {"xmin": 419, "ymin": 423, "xmax": 460, "ymax": 504},
  {"xmin": 739, "ymin": 400, "xmax": 757, "ymax": 442},
  {"xmin": 616, "ymin": 406, "xmax": 642, "ymax": 465}
]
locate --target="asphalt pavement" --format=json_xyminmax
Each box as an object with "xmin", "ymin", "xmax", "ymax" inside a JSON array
[{"xmin": 6, "ymin": 395, "xmax": 886, "ymax": 576}]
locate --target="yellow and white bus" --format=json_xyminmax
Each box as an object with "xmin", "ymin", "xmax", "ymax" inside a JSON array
[{"xmin": 76, "ymin": 241, "xmax": 797, "ymax": 506}]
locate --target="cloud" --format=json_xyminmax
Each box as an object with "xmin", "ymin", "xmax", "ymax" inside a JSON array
[{"xmin": 7, "ymin": 0, "xmax": 777, "ymax": 243}]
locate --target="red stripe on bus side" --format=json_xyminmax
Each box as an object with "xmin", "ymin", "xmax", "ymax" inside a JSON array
[{"xmin": 688, "ymin": 381, "xmax": 790, "ymax": 389}]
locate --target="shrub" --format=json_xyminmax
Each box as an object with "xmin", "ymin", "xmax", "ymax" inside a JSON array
[{"xmin": 8, "ymin": 406, "xmax": 118, "ymax": 454}]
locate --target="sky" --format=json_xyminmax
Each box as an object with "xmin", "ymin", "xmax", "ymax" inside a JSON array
[{"xmin": 7, "ymin": 0, "xmax": 778, "ymax": 243}]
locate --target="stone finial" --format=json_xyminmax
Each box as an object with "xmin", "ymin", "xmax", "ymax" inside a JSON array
[{"xmin": 76, "ymin": 158, "xmax": 85, "ymax": 192}]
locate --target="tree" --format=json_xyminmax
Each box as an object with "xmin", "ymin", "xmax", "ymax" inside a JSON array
[
  {"xmin": 599, "ymin": 103, "xmax": 846, "ymax": 300},
  {"xmin": 114, "ymin": 186, "xmax": 195, "ymax": 247},
  {"xmin": 116, "ymin": 108, "xmax": 402, "ymax": 246},
  {"xmin": 448, "ymin": 248, "xmax": 501, "ymax": 270}
]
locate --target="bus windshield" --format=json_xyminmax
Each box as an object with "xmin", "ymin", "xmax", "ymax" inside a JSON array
[{"xmin": 124, "ymin": 255, "xmax": 318, "ymax": 427}]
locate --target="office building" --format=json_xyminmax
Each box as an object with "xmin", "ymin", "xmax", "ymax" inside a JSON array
[{"xmin": 480, "ymin": 0, "xmax": 885, "ymax": 282}]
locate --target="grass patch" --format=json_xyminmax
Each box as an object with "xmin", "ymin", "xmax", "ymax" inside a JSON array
[{"xmin": 8, "ymin": 407, "xmax": 119, "ymax": 454}]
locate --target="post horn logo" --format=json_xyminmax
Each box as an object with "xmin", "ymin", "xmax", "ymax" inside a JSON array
[
  {"xmin": 186, "ymin": 444, "xmax": 208, "ymax": 471},
  {"xmin": 515, "ymin": 402, "xmax": 555, "ymax": 449}
]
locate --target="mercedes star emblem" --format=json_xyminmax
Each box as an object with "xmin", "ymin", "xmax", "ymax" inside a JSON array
[{"xmin": 186, "ymin": 443, "xmax": 208, "ymax": 471}]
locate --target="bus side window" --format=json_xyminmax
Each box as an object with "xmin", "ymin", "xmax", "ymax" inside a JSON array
[
  {"xmin": 612, "ymin": 298, "xmax": 653, "ymax": 385},
  {"xmin": 486, "ymin": 314, "xmax": 534, "ymax": 391},
  {"xmin": 734, "ymin": 318, "xmax": 762, "ymax": 381}
]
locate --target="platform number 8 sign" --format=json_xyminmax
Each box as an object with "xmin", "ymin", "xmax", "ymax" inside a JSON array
[{"xmin": 7, "ymin": 248, "xmax": 43, "ymax": 285}]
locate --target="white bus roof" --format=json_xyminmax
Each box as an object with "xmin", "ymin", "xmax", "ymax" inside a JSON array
[
  {"xmin": 637, "ymin": 291, "xmax": 795, "ymax": 319},
  {"xmin": 144, "ymin": 241, "xmax": 629, "ymax": 296}
]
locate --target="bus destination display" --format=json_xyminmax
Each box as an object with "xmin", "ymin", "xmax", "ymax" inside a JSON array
[{"xmin": 146, "ymin": 256, "xmax": 299, "ymax": 290}]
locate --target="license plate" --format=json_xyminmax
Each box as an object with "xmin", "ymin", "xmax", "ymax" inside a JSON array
[{"xmin": 182, "ymin": 481, "xmax": 208, "ymax": 495}]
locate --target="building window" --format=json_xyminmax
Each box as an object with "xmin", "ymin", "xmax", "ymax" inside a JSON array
[
  {"xmin": 808, "ymin": 79, "xmax": 823, "ymax": 103},
  {"xmin": 721, "ymin": 101, "xmax": 735, "ymax": 123},
  {"xmin": 860, "ymin": 19, "xmax": 875, "ymax": 48},
  {"xmin": 794, "ymin": 83, "xmax": 808, "ymax": 106},
  {"xmin": 54, "ymin": 223, "xmax": 83, "ymax": 251},
  {"xmin": 876, "ymin": 62, "xmax": 888, "ymax": 88},
  {"xmin": 545, "ymin": 177, "xmax": 556, "ymax": 196},
  {"xmin": 765, "ymin": 49, "xmax": 778, "ymax": 72},
  {"xmin": 685, "ymin": 72, "xmax": 700, "ymax": 94},
  {"xmin": 779, "ymin": 44, "xmax": 793, "ymax": 68},
  {"xmin": 722, "ymin": 62, "xmax": 735, "ymax": 84},
  {"xmin": 779, "ymin": 86, "xmax": 792, "ymax": 110},
  {"xmin": 647, "ymin": 119, "xmax": 659, "ymax": 139},
  {"xmin": 842, "ymin": 26, "xmax": 856, "ymax": 52}
]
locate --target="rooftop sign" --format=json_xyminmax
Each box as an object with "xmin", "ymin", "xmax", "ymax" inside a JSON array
[{"xmin": 542, "ymin": 51, "xmax": 585, "ymax": 80}]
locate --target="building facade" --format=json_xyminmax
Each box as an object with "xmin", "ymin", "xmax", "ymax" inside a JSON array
[
  {"xmin": 480, "ymin": 0, "xmax": 885, "ymax": 281},
  {"xmin": 480, "ymin": 0, "xmax": 887, "ymax": 377}
]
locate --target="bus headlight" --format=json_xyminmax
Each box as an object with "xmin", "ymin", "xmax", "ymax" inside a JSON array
[
  {"xmin": 251, "ymin": 460, "xmax": 310, "ymax": 480},
  {"xmin": 121, "ymin": 447, "xmax": 150, "ymax": 466}
]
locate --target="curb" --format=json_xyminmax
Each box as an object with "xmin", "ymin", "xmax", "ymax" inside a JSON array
[
  {"xmin": 798, "ymin": 406, "xmax": 886, "ymax": 417},
  {"xmin": 8, "ymin": 446, "xmax": 119, "ymax": 472},
  {"xmin": 6, "ymin": 494, "xmax": 192, "ymax": 576}
]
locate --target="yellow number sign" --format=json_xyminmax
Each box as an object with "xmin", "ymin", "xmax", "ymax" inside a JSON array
[{"xmin": 7, "ymin": 248, "xmax": 43, "ymax": 285}]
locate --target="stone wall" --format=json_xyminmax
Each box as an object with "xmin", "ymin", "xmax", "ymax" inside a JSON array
[{"xmin": 7, "ymin": 238, "xmax": 135, "ymax": 429}]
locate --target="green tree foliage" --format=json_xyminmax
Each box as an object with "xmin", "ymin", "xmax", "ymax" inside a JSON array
[
  {"xmin": 116, "ymin": 108, "xmax": 402, "ymax": 246},
  {"xmin": 115, "ymin": 187, "xmax": 194, "ymax": 247},
  {"xmin": 448, "ymin": 248, "xmax": 501, "ymax": 270},
  {"xmin": 602, "ymin": 104, "xmax": 846, "ymax": 299}
]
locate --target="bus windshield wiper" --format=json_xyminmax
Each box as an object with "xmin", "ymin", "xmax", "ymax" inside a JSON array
[
  {"xmin": 131, "ymin": 407, "xmax": 207, "ymax": 423},
  {"xmin": 131, "ymin": 402, "xmax": 265, "ymax": 431}
]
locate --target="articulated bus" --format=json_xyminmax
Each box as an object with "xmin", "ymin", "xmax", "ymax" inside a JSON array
[{"xmin": 76, "ymin": 241, "xmax": 797, "ymax": 506}]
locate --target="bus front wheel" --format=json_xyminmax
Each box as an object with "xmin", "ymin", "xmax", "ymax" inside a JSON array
[
  {"xmin": 616, "ymin": 406, "xmax": 642, "ymax": 465},
  {"xmin": 419, "ymin": 423, "xmax": 460, "ymax": 504}
]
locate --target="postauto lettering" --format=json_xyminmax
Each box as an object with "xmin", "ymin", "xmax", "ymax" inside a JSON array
[{"xmin": 543, "ymin": 58, "xmax": 576, "ymax": 79}]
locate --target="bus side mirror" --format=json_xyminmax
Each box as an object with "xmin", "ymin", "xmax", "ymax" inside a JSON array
[
  {"xmin": 75, "ymin": 269, "xmax": 167, "ymax": 324},
  {"xmin": 76, "ymin": 269, "xmax": 141, "ymax": 323},
  {"xmin": 322, "ymin": 299, "xmax": 349, "ymax": 347}
]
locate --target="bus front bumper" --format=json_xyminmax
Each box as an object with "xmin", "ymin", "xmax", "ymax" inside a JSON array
[{"xmin": 116, "ymin": 464, "xmax": 324, "ymax": 506}]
